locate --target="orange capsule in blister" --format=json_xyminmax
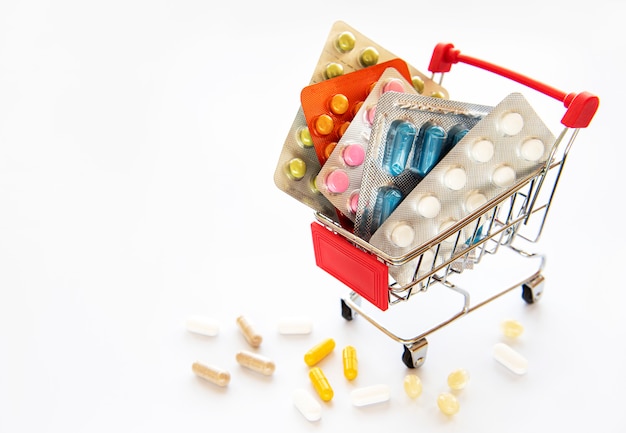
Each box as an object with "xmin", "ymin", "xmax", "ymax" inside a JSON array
[
  {"xmin": 309, "ymin": 366, "xmax": 334, "ymax": 402},
  {"xmin": 342, "ymin": 345, "xmax": 358, "ymax": 380},
  {"xmin": 304, "ymin": 338, "xmax": 336, "ymax": 366}
]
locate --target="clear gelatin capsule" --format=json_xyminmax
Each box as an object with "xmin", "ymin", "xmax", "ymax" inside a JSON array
[
  {"xmin": 342, "ymin": 345, "xmax": 358, "ymax": 380},
  {"xmin": 382, "ymin": 119, "xmax": 417, "ymax": 176},
  {"xmin": 371, "ymin": 186, "xmax": 403, "ymax": 234},
  {"xmin": 410, "ymin": 122, "xmax": 447, "ymax": 178},
  {"xmin": 304, "ymin": 338, "xmax": 336, "ymax": 366},
  {"xmin": 447, "ymin": 368, "xmax": 470, "ymax": 390},
  {"xmin": 236, "ymin": 315, "xmax": 263, "ymax": 348},
  {"xmin": 403, "ymin": 374, "xmax": 423, "ymax": 398},
  {"xmin": 437, "ymin": 392, "xmax": 460, "ymax": 415},
  {"xmin": 235, "ymin": 350, "xmax": 275, "ymax": 376},
  {"xmin": 501, "ymin": 319, "xmax": 524, "ymax": 338},
  {"xmin": 350, "ymin": 384, "xmax": 390, "ymax": 407},
  {"xmin": 309, "ymin": 367, "xmax": 334, "ymax": 402},
  {"xmin": 192, "ymin": 362, "xmax": 230, "ymax": 387}
]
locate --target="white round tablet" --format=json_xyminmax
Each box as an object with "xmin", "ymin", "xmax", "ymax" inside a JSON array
[
  {"xmin": 417, "ymin": 195, "xmax": 441, "ymax": 219},
  {"xmin": 390, "ymin": 223, "xmax": 415, "ymax": 248},
  {"xmin": 443, "ymin": 166, "xmax": 467, "ymax": 190},
  {"xmin": 465, "ymin": 191, "xmax": 488, "ymax": 213},
  {"xmin": 492, "ymin": 165, "xmax": 516, "ymax": 187},
  {"xmin": 417, "ymin": 249, "xmax": 435, "ymax": 275},
  {"xmin": 470, "ymin": 139, "xmax": 495, "ymax": 162},
  {"xmin": 439, "ymin": 219, "xmax": 459, "ymax": 243},
  {"xmin": 520, "ymin": 138, "xmax": 545, "ymax": 161},
  {"xmin": 499, "ymin": 111, "xmax": 524, "ymax": 136}
]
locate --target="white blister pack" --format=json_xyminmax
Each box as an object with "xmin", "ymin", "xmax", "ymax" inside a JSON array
[
  {"xmin": 315, "ymin": 67, "xmax": 418, "ymax": 221},
  {"xmin": 369, "ymin": 92, "xmax": 556, "ymax": 286},
  {"xmin": 354, "ymin": 92, "xmax": 494, "ymax": 241}
]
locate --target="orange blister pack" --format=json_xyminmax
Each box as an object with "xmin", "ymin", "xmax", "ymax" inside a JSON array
[{"xmin": 300, "ymin": 58, "xmax": 411, "ymax": 166}]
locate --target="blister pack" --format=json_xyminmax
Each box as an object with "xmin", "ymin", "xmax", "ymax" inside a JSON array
[
  {"xmin": 369, "ymin": 92, "xmax": 556, "ymax": 285},
  {"xmin": 301, "ymin": 58, "xmax": 411, "ymax": 166},
  {"xmin": 354, "ymin": 92, "xmax": 494, "ymax": 241},
  {"xmin": 314, "ymin": 67, "xmax": 418, "ymax": 222}
]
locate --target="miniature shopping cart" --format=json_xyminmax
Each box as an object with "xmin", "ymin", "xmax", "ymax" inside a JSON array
[{"xmin": 310, "ymin": 42, "xmax": 599, "ymax": 368}]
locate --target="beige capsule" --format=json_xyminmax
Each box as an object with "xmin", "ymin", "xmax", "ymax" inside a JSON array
[
  {"xmin": 192, "ymin": 362, "xmax": 230, "ymax": 387},
  {"xmin": 236, "ymin": 350, "xmax": 275, "ymax": 376},
  {"xmin": 236, "ymin": 315, "xmax": 263, "ymax": 348}
]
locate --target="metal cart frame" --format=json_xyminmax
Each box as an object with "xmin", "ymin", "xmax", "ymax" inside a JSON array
[{"xmin": 310, "ymin": 42, "xmax": 599, "ymax": 368}]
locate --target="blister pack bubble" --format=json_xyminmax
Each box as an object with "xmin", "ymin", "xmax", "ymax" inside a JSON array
[
  {"xmin": 315, "ymin": 67, "xmax": 418, "ymax": 222},
  {"xmin": 369, "ymin": 92, "xmax": 556, "ymax": 285},
  {"xmin": 354, "ymin": 92, "xmax": 494, "ymax": 241},
  {"xmin": 301, "ymin": 58, "xmax": 411, "ymax": 166}
]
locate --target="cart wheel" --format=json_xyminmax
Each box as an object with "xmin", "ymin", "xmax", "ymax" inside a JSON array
[
  {"xmin": 522, "ymin": 273, "xmax": 545, "ymax": 304},
  {"xmin": 402, "ymin": 338, "xmax": 428, "ymax": 369},
  {"xmin": 340, "ymin": 292, "xmax": 362, "ymax": 321}
]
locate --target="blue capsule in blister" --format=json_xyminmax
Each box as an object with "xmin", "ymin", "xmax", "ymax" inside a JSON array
[
  {"xmin": 443, "ymin": 123, "xmax": 469, "ymax": 157},
  {"xmin": 382, "ymin": 119, "xmax": 417, "ymax": 176},
  {"xmin": 371, "ymin": 186, "xmax": 403, "ymax": 234},
  {"xmin": 410, "ymin": 122, "xmax": 446, "ymax": 179}
]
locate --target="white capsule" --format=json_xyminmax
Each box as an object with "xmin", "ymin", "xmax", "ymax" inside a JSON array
[
  {"xmin": 292, "ymin": 388, "xmax": 322, "ymax": 422},
  {"xmin": 493, "ymin": 342, "xmax": 528, "ymax": 375},
  {"xmin": 277, "ymin": 316, "xmax": 313, "ymax": 335},
  {"xmin": 185, "ymin": 315, "xmax": 219, "ymax": 336},
  {"xmin": 350, "ymin": 384, "xmax": 391, "ymax": 407}
]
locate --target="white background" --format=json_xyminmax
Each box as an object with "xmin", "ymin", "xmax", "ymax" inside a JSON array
[{"xmin": 1, "ymin": 1, "xmax": 624, "ymax": 432}]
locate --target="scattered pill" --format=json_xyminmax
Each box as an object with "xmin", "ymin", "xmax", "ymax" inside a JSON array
[
  {"xmin": 351, "ymin": 384, "xmax": 391, "ymax": 407},
  {"xmin": 277, "ymin": 316, "xmax": 313, "ymax": 335},
  {"xmin": 185, "ymin": 315, "xmax": 219, "ymax": 336},
  {"xmin": 493, "ymin": 342, "xmax": 528, "ymax": 375},
  {"xmin": 309, "ymin": 367, "xmax": 334, "ymax": 402},
  {"xmin": 437, "ymin": 392, "xmax": 460, "ymax": 415},
  {"xmin": 499, "ymin": 111, "xmax": 524, "ymax": 136},
  {"xmin": 235, "ymin": 350, "xmax": 275, "ymax": 376},
  {"xmin": 403, "ymin": 374, "xmax": 423, "ymax": 398},
  {"xmin": 192, "ymin": 362, "xmax": 230, "ymax": 387},
  {"xmin": 342, "ymin": 345, "xmax": 358, "ymax": 380},
  {"xmin": 292, "ymin": 388, "xmax": 322, "ymax": 422},
  {"xmin": 447, "ymin": 368, "xmax": 470, "ymax": 390},
  {"xmin": 304, "ymin": 338, "xmax": 336, "ymax": 366},
  {"xmin": 236, "ymin": 315, "xmax": 263, "ymax": 348},
  {"xmin": 501, "ymin": 319, "xmax": 524, "ymax": 338}
]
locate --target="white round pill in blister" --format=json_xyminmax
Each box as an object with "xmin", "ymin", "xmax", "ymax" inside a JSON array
[
  {"xmin": 417, "ymin": 195, "xmax": 441, "ymax": 219},
  {"xmin": 439, "ymin": 219, "xmax": 460, "ymax": 243},
  {"xmin": 492, "ymin": 165, "xmax": 516, "ymax": 187},
  {"xmin": 390, "ymin": 223, "xmax": 415, "ymax": 248},
  {"xmin": 465, "ymin": 191, "xmax": 488, "ymax": 213},
  {"xmin": 186, "ymin": 316, "xmax": 220, "ymax": 336},
  {"xmin": 293, "ymin": 388, "xmax": 322, "ymax": 421},
  {"xmin": 470, "ymin": 139, "xmax": 495, "ymax": 162},
  {"xmin": 417, "ymin": 249, "xmax": 436, "ymax": 275},
  {"xmin": 443, "ymin": 166, "xmax": 467, "ymax": 190},
  {"xmin": 520, "ymin": 138, "xmax": 545, "ymax": 161},
  {"xmin": 499, "ymin": 111, "xmax": 524, "ymax": 136}
]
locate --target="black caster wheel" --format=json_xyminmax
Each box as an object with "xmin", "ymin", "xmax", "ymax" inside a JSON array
[
  {"xmin": 522, "ymin": 273, "xmax": 545, "ymax": 304},
  {"xmin": 401, "ymin": 339, "xmax": 428, "ymax": 369}
]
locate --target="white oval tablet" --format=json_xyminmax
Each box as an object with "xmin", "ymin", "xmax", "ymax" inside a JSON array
[
  {"xmin": 499, "ymin": 111, "xmax": 524, "ymax": 136},
  {"xmin": 350, "ymin": 384, "xmax": 391, "ymax": 407},
  {"xmin": 292, "ymin": 388, "xmax": 322, "ymax": 422},
  {"xmin": 417, "ymin": 195, "xmax": 441, "ymax": 219},
  {"xmin": 390, "ymin": 223, "xmax": 415, "ymax": 248},
  {"xmin": 493, "ymin": 342, "xmax": 528, "ymax": 374},
  {"xmin": 277, "ymin": 316, "xmax": 313, "ymax": 335},
  {"xmin": 186, "ymin": 315, "xmax": 219, "ymax": 336},
  {"xmin": 520, "ymin": 138, "xmax": 545, "ymax": 161}
]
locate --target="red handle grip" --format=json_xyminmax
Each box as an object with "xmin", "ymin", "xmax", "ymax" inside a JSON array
[{"xmin": 428, "ymin": 42, "xmax": 599, "ymax": 129}]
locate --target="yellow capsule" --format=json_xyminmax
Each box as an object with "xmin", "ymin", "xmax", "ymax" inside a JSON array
[
  {"xmin": 309, "ymin": 366, "xmax": 333, "ymax": 402},
  {"xmin": 236, "ymin": 315, "xmax": 263, "ymax": 348},
  {"xmin": 447, "ymin": 368, "xmax": 470, "ymax": 390},
  {"xmin": 191, "ymin": 362, "xmax": 230, "ymax": 387},
  {"xmin": 437, "ymin": 392, "xmax": 460, "ymax": 416},
  {"xmin": 403, "ymin": 374, "xmax": 423, "ymax": 398},
  {"xmin": 235, "ymin": 350, "xmax": 275, "ymax": 376},
  {"xmin": 342, "ymin": 345, "xmax": 358, "ymax": 380},
  {"xmin": 501, "ymin": 319, "xmax": 524, "ymax": 338},
  {"xmin": 304, "ymin": 338, "xmax": 336, "ymax": 366}
]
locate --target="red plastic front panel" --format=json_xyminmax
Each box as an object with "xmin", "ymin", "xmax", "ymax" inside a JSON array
[{"xmin": 310, "ymin": 222, "xmax": 389, "ymax": 311}]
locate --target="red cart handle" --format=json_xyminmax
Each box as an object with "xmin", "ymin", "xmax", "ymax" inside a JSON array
[{"xmin": 428, "ymin": 42, "xmax": 599, "ymax": 129}]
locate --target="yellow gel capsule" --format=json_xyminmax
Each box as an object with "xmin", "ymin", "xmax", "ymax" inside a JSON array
[
  {"xmin": 304, "ymin": 337, "xmax": 335, "ymax": 366},
  {"xmin": 324, "ymin": 62, "xmax": 344, "ymax": 79},
  {"xmin": 286, "ymin": 158, "xmax": 306, "ymax": 180},
  {"xmin": 403, "ymin": 374, "xmax": 422, "ymax": 398},
  {"xmin": 447, "ymin": 368, "xmax": 470, "ymax": 390},
  {"xmin": 314, "ymin": 114, "xmax": 334, "ymax": 136},
  {"xmin": 335, "ymin": 31, "xmax": 356, "ymax": 52},
  {"xmin": 342, "ymin": 345, "xmax": 358, "ymax": 380},
  {"xmin": 359, "ymin": 46, "xmax": 379, "ymax": 67},
  {"xmin": 299, "ymin": 127, "xmax": 313, "ymax": 148},
  {"xmin": 411, "ymin": 75, "xmax": 425, "ymax": 94},
  {"xmin": 309, "ymin": 367, "xmax": 334, "ymax": 402},
  {"xmin": 329, "ymin": 93, "xmax": 349, "ymax": 115},
  {"xmin": 501, "ymin": 319, "xmax": 524, "ymax": 338},
  {"xmin": 236, "ymin": 350, "xmax": 275, "ymax": 376},
  {"xmin": 192, "ymin": 362, "xmax": 230, "ymax": 387},
  {"xmin": 437, "ymin": 392, "xmax": 460, "ymax": 416}
]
